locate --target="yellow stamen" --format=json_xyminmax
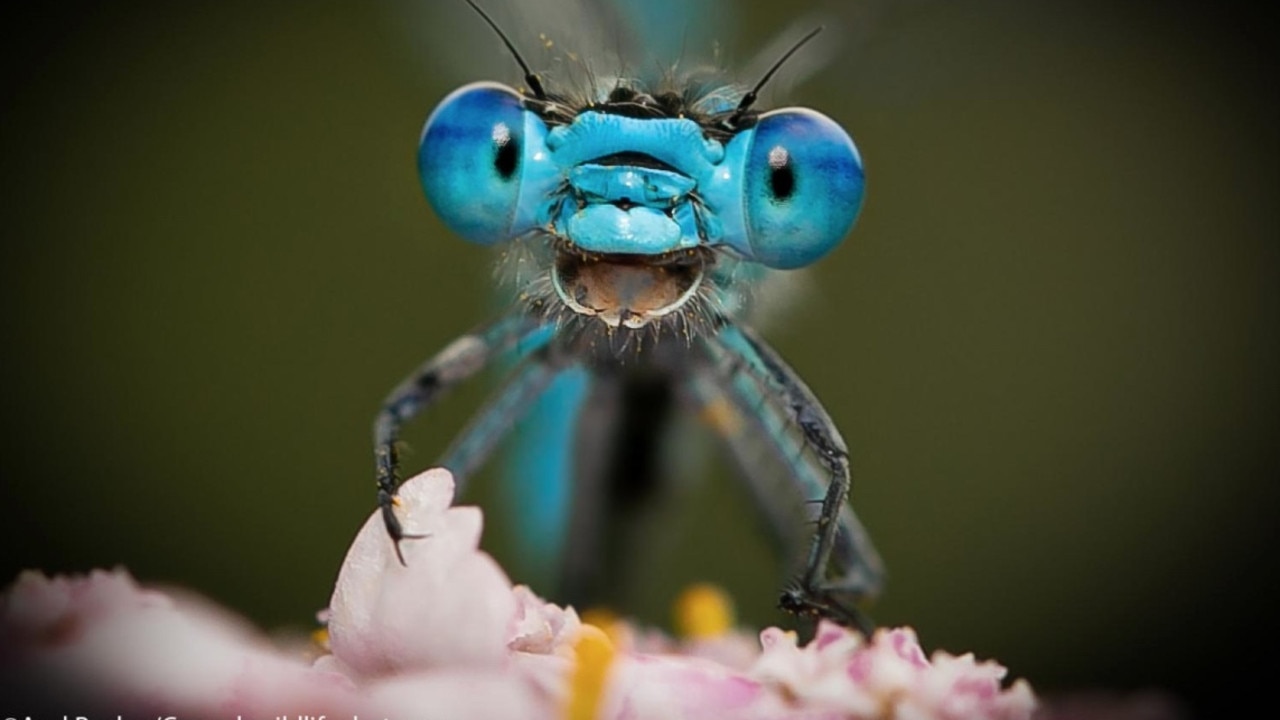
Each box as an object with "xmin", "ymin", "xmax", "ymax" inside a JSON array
[
  {"xmin": 310, "ymin": 627, "xmax": 330, "ymax": 651},
  {"xmin": 579, "ymin": 607, "xmax": 626, "ymax": 645},
  {"xmin": 674, "ymin": 583, "xmax": 735, "ymax": 639},
  {"xmin": 564, "ymin": 624, "xmax": 616, "ymax": 720}
]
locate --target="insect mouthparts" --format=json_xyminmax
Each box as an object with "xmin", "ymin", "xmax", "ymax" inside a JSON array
[{"xmin": 590, "ymin": 152, "xmax": 678, "ymax": 172}]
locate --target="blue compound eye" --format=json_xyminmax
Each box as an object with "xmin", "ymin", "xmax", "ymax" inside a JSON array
[
  {"xmin": 418, "ymin": 82, "xmax": 531, "ymax": 245},
  {"xmin": 742, "ymin": 108, "xmax": 865, "ymax": 269}
]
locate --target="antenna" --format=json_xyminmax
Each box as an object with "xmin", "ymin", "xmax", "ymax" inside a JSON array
[
  {"xmin": 463, "ymin": 0, "xmax": 547, "ymax": 100},
  {"xmin": 727, "ymin": 26, "xmax": 823, "ymax": 126}
]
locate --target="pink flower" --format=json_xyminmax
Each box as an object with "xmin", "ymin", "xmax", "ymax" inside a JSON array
[
  {"xmin": 751, "ymin": 623, "xmax": 1036, "ymax": 719},
  {"xmin": 2, "ymin": 467, "xmax": 1041, "ymax": 719},
  {"xmin": 0, "ymin": 567, "xmax": 362, "ymax": 716},
  {"xmin": 325, "ymin": 467, "xmax": 522, "ymax": 675}
]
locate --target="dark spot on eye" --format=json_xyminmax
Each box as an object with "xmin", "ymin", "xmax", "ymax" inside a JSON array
[
  {"xmin": 494, "ymin": 134, "xmax": 519, "ymax": 179},
  {"xmin": 768, "ymin": 156, "xmax": 795, "ymax": 201}
]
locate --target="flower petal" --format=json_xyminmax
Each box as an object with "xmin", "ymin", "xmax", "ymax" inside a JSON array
[
  {"xmin": 327, "ymin": 468, "xmax": 519, "ymax": 676},
  {"xmin": 605, "ymin": 653, "xmax": 771, "ymax": 720},
  {"xmin": 508, "ymin": 584, "xmax": 582, "ymax": 655},
  {"xmin": 368, "ymin": 669, "xmax": 552, "ymax": 719},
  {"xmin": 750, "ymin": 621, "xmax": 1037, "ymax": 720},
  {"xmin": 1, "ymin": 569, "xmax": 362, "ymax": 716}
]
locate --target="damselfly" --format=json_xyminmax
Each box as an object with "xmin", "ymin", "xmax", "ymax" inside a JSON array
[{"xmin": 375, "ymin": 0, "xmax": 883, "ymax": 633}]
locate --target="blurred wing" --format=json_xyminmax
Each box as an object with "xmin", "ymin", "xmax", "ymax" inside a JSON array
[{"xmin": 389, "ymin": 0, "xmax": 735, "ymax": 89}]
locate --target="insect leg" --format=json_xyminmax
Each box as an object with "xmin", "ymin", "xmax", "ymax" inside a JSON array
[
  {"xmin": 437, "ymin": 346, "xmax": 567, "ymax": 486},
  {"xmin": 704, "ymin": 322, "xmax": 880, "ymax": 634},
  {"xmin": 374, "ymin": 314, "xmax": 551, "ymax": 562},
  {"xmin": 687, "ymin": 367, "xmax": 885, "ymax": 599}
]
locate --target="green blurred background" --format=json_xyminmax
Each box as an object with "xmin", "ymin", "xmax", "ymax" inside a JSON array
[{"xmin": 2, "ymin": 0, "xmax": 1275, "ymax": 715}]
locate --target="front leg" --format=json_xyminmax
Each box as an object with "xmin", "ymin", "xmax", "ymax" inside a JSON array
[
  {"xmin": 374, "ymin": 314, "xmax": 550, "ymax": 562},
  {"xmin": 707, "ymin": 321, "xmax": 877, "ymax": 636}
]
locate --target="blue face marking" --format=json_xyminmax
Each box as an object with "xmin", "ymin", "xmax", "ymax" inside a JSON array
[{"xmin": 417, "ymin": 86, "xmax": 864, "ymax": 269}]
